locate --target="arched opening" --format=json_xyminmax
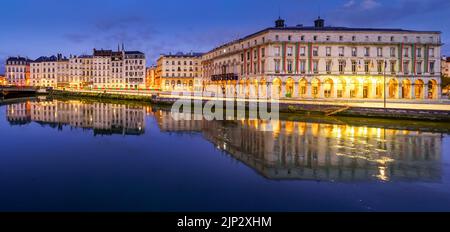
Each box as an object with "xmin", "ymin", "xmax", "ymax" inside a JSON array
[
  {"xmin": 402, "ymin": 79, "xmax": 411, "ymax": 99},
  {"xmin": 311, "ymin": 78, "xmax": 320, "ymax": 98},
  {"xmin": 286, "ymin": 78, "xmax": 294, "ymax": 98},
  {"xmin": 272, "ymin": 78, "xmax": 282, "ymax": 98},
  {"xmin": 245, "ymin": 79, "xmax": 251, "ymax": 97},
  {"xmin": 375, "ymin": 80, "xmax": 383, "ymax": 99},
  {"xmin": 428, "ymin": 79, "xmax": 438, "ymax": 99},
  {"xmin": 336, "ymin": 79, "xmax": 346, "ymax": 98},
  {"xmin": 299, "ymin": 78, "xmax": 308, "ymax": 98},
  {"xmin": 349, "ymin": 79, "xmax": 359, "ymax": 98},
  {"xmin": 388, "ymin": 79, "xmax": 398, "ymax": 99},
  {"xmin": 252, "ymin": 79, "xmax": 259, "ymax": 98},
  {"xmin": 238, "ymin": 79, "xmax": 245, "ymax": 95},
  {"xmin": 171, "ymin": 80, "xmax": 176, "ymax": 90},
  {"xmin": 415, "ymin": 79, "xmax": 424, "ymax": 99},
  {"xmin": 363, "ymin": 80, "xmax": 370, "ymax": 98},
  {"xmin": 323, "ymin": 78, "xmax": 334, "ymax": 98},
  {"xmin": 260, "ymin": 79, "xmax": 267, "ymax": 98}
]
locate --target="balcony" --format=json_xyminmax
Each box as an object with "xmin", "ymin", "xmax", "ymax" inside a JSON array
[{"xmin": 211, "ymin": 73, "xmax": 239, "ymax": 81}]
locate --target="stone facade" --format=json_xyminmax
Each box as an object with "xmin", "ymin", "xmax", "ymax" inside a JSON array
[
  {"xmin": 202, "ymin": 18, "xmax": 442, "ymax": 100},
  {"xmin": 156, "ymin": 53, "xmax": 203, "ymax": 92},
  {"xmin": 5, "ymin": 57, "xmax": 32, "ymax": 86}
]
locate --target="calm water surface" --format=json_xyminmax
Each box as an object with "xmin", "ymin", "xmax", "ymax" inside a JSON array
[{"xmin": 0, "ymin": 98, "xmax": 449, "ymax": 212}]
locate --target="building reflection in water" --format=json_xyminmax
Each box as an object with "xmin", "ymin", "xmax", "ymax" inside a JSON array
[
  {"xmin": 6, "ymin": 100, "xmax": 145, "ymax": 136},
  {"xmin": 6, "ymin": 101, "xmax": 443, "ymax": 182},
  {"xmin": 152, "ymin": 110, "xmax": 442, "ymax": 182}
]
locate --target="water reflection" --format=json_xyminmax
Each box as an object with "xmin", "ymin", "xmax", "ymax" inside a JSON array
[
  {"xmin": 7, "ymin": 100, "xmax": 145, "ymax": 135},
  {"xmin": 6, "ymin": 100, "xmax": 443, "ymax": 182}
]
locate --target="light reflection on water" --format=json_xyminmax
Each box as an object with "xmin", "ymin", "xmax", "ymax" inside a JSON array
[{"xmin": 5, "ymin": 99, "xmax": 443, "ymax": 183}]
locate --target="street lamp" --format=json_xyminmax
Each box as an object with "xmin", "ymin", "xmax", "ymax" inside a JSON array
[{"xmin": 384, "ymin": 60, "xmax": 387, "ymax": 109}]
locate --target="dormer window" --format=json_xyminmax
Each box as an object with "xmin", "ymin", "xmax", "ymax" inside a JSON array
[
  {"xmin": 301, "ymin": 36, "xmax": 305, "ymax": 41},
  {"xmin": 288, "ymin": 35, "xmax": 292, "ymax": 41},
  {"xmin": 313, "ymin": 36, "xmax": 317, "ymax": 41}
]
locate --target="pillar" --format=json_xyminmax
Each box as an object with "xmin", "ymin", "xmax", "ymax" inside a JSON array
[
  {"xmin": 306, "ymin": 83, "xmax": 312, "ymax": 99},
  {"xmin": 293, "ymin": 82, "xmax": 299, "ymax": 98},
  {"xmin": 281, "ymin": 83, "xmax": 287, "ymax": 98},
  {"xmin": 398, "ymin": 82, "xmax": 403, "ymax": 99}
]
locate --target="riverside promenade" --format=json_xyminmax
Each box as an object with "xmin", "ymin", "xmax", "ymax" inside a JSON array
[{"xmin": 56, "ymin": 88, "xmax": 450, "ymax": 112}]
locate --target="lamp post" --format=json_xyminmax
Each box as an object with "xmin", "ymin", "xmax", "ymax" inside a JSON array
[{"xmin": 384, "ymin": 60, "xmax": 387, "ymax": 109}]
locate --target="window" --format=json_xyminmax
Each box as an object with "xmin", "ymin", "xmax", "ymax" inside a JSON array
[
  {"xmin": 404, "ymin": 47, "xmax": 409, "ymax": 57},
  {"xmin": 313, "ymin": 36, "xmax": 317, "ymax": 41},
  {"xmin": 274, "ymin": 59, "xmax": 280, "ymax": 73},
  {"xmin": 254, "ymin": 50, "xmax": 258, "ymax": 59},
  {"xmin": 429, "ymin": 48, "xmax": 435, "ymax": 58},
  {"xmin": 287, "ymin": 60, "xmax": 293, "ymax": 73},
  {"xmin": 351, "ymin": 61, "xmax": 357, "ymax": 73},
  {"xmin": 274, "ymin": 47, "xmax": 281, "ymax": 56},
  {"xmin": 313, "ymin": 61, "xmax": 318, "ymax": 73},
  {"xmin": 417, "ymin": 61, "xmax": 422, "ymax": 74},
  {"xmin": 364, "ymin": 47, "xmax": 370, "ymax": 57},
  {"xmin": 377, "ymin": 61, "xmax": 383, "ymax": 74},
  {"xmin": 288, "ymin": 35, "xmax": 292, "ymax": 41},
  {"xmin": 261, "ymin": 60, "xmax": 265, "ymax": 73},
  {"xmin": 352, "ymin": 36, "xmax": 356, "ymax": 41},
  {"xmin": 301, "ymin": 36, "xmax": 305, "ymax": 41},
  {"xmin": 377, "ymin": 47, "xmax": 383, "ymax": 57},
  {"xmin": 430, "ymin": 61, "xmax": 435, "ymax": 74},
  {"xmin": 247, "ymin": 51, "xmax": 251, "ymax": 60},
  {"xmin": 339, "ymin": 47, "xmax": 344, "ymax": 57},
  {"xmin": 390, "ymin": 36, "xmax": 395, "ymax": 42},
  {"xmin": 339, "ymin": 60, "xmax": 345, "ymax": 73},
  {"xmin": 403, "ymin": 61, "xmax": 409, "ymax": 74},
  {"xmin": 339, "ymin": 36, "xmax": 343, "ymax": 41},
  {"xmin": 364, "ymin": 61, "xmax": 370, "ymax": 73},
  {"xmin": 417, "ymin": 47, "xmax": 422, "ymax": 58},
  {"xmin": 390, "ymin": 47, "xmax": 396, "ymax": 57},
  {"xmin": 300, "ymin": 47, "xmax": 306, "ymax": 56},
  {"xmin": 313, "ymin": 47, "xmax": 318, "ymax": 56},
  {"xmin": 326, "ymin": 36, "xmax": 330, "ymax": 41},
  {"xmin": 326, "ymin": 47, "xmax": 331, "ymax": 56},
  {"xmin": 378, "ymin": 36, "xmax": 382, "ymax": 42},
  {"xmin": 287, "ymin": 47, "xmax": 293, "ymax": 56},
  {"xmin": 300, "ymin": 60, "xmax": 306, "ymax": 73},
  {"xmin": 390, "ymin": 61, "xmax": 396, "ymax": 74},
  {"xmin": 275, "ymin": 35, "xmax": 279, "ymax": 41},
  {"xmin": 261, "ymin": 48, "xmax": 265, "ymax": 57},
  {"xmin": 326, "ymin": 61, "xmax": 331, "ymax": 73},
  {"xmin": 351, "ymin": 47, "xmax": 357, "ymax": 57}
]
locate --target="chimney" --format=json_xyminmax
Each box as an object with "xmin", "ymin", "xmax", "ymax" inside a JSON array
[
  {"xmin": 314, "ymin": 17, "xmax": 325, "ymax": 28},
  {"xmin": 275, "ymin": 17, "xmax": 285, "ymax": 28}
]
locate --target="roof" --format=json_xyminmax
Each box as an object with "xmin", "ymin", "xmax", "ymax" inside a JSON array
[
  {"xmin": 209, "ymin": 22, "xmax": 442, "ymax": 53},
  {"xmin": 160, "ymin": 52, "xmax": 204, "ymax": 58},
  {"xmin": 125, "ymin": 51, "xmax": 144, "ymax": 55},
  {"xmin": 6, "ymin": 56, "xmax": 33, "ymax": 63},
  {"xmin": 33, "ymin": 56, "xmax": 58, "ymax": 63}
]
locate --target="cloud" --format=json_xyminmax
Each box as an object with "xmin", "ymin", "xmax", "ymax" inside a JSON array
[
  {"xmin": 329, "ymin": 0, "xmax": 450, "ymax": 26},
  {"xmin": 64, "ymin": 33, "xmax": 91, "ymax": 43},
  {"xmin": 344, "ymin": 0, "xmax": 356, "ymax": 8},
  {"xmin": 361, "ymin": 0, "xmax": 380, "ymax": 10}
]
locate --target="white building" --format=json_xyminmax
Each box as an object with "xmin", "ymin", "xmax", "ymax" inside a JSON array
[
  {"xmin": 202, "ymin": 17, "xmax": 442, "ymax": 100},
  {"xmin": 5, "ymin": 57, "xmax": 32, "ymax": 86},
  {"xmin": 156, "ymin": 52, "xmax": 203, "ymax": 92}
]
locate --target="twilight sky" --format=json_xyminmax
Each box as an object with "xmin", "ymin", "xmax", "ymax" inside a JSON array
[{"xmin": 1, "ymin": 0, "xmax": 449, "ymax": 73}]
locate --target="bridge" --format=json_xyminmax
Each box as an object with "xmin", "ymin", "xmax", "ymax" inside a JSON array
[{"xmin": 0, "ymin": 86, "xmax": 48, "ymax": 97}]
